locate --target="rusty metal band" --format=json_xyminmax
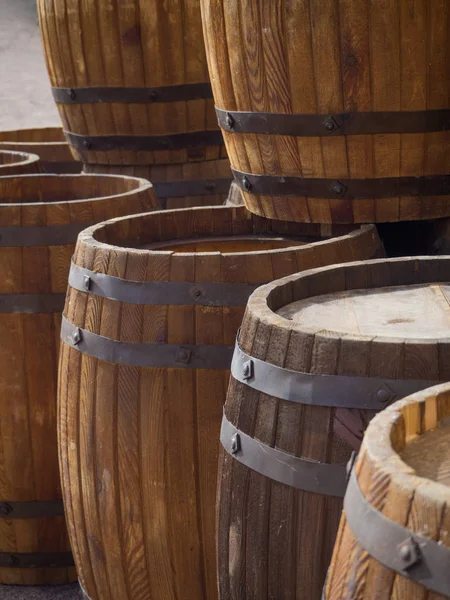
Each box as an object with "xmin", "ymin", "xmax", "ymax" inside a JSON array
[
  {"xmin": 232, "ymin": 169, "xmax": 450, "ymax": 199},
  {"xmin": 153, "ymin": 178, "xmax": 231, "ymax": 199},
  {"xmin": 0, "ymin": 500, "xmax": 65, "ymax": 519},
  {"xmin": 0, "ymin": 294, "xmax": 65, "ymax": 314},
  {"xmin": 61, "ymin": 317, "xmax": 234, "ymax": 370},
  {"xmin": 0, "ymin": 551, "xmax": 74, "ymax": 569},
  {"xmin": 217, "ymin": 107, "xmax": 450, "ymax": 136},
  {"xmin": 69, "ymin": 262, "xmax": 258, "ymax": 307},
  {"xmin": 0, "ymin": 222, "xmax": 94, "ymax": 247},
  {"xmin": 52, "ymin": 83, "xmax": 213, "ymax": 105},
  {"xmin": 232, "ymin": 340, "xmax": 438, "ymax": 409},
  {"xmin": 345, "ymin": 471, "xmax": 450, "ymax": 597},
  {"xmin": 65, "ymin": 130, "xmax": 225, "ymax": 154},
  {"xmin": 220, "ymin": 412, "xmax": 347, "ymax": 497}
]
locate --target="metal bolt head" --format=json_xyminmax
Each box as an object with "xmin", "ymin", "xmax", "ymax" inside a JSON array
[
  {"xmin": 226, "ymin": 113, "xmax": 235, "ymax": 129},
  {"xmin": 242, "ymin": 176, "xmax": 252, "ymax": 192},
  {"xmin": 397, "ymin": 538, "xmax": 421, "ymax": 570},
  {"xmin": 149, "ymin": 90, "xmax": 158, "ymax": 101},
  {"xmin": 83, "ymin": 140, "xmax": 93, "ymax": 150},
  {"xmin": 0, "ymin": 503, "xmax": 12, "ymax": 517},
  {"xmin": 325, "ymin": 120, "xmax": 335, "ymax": 131},
  {"xmin": 231, "ymin": 432, "xmax": 241, "ymax": 455},
  {"xmin": 68, "ymin": 88, "xmax": 76, "ymax": 101},
  {"xmin": 242, "ymin": 359, "xmax": 253, "ymax": 381},
  {"xmin": 400, "ymin": 545, "xmax": 411, "ymax": 561},
  {"xmin": 72, "ymin": 328, "xmax": 82, "ymax": 346},
  {"xmin": 331, "ymin": 182, "xmax": 346, "ymax": 196},
  {"xmin": 377, "ymin": 389, "xmax": 390, "ymax": 403},
  {"xmin": 176, "ymin": 346, "xmax": 192, "ymax": 365},
  {"xmin": 192, "ymin": 289, "xmax": 202, "ymax": 298},
  {"xmin": 83, "ymin": 275, "xmax": 91, "ymax": 292}
]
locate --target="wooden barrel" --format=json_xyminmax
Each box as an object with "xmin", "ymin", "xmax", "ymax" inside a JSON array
[
  {"xmin": 201, "ymin": 1, "xmax": 450, "ymax": 224},
  {"xmin": 0, "ymin": 150, "xmax": 41, "ymax": 176},
  {"xmin": 84, "ymin": 157, "xmax": 232, "ymax": 209},
  {"xmin": 0, "ymin": 174, "xmax": 156, "ymax": 586},
  {"xmin": 58, "ymin": 206, "xmax": 381, "ymax": 600},
  {"xmin": 0, "ymin": 127, "xmax": 80, "ymax": 174},
  {"xmin": 326, "ymin": 381, "xmax": 450, "ymax": 599},
  {"xmin": 37, "ymin": 0, "xmax": 225, "ymax": 167},
  {"xmin": 217, "ymin": 256, "xmax": 450, "ymax": 600}
]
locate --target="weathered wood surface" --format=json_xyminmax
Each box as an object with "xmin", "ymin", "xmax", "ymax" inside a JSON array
[
  {"xmin": 0, "ymin": 127, "xmax": 80, "ymax": 174},
  {"xmin": 58, "ymin": 206, "xmax": 381, "ymax": 600},
  {"xmin": 201, "ymin": 0, "xmax": 450, "ymax": 223},
  {"xmin": 0, "ymin": 150, "xmax": 41, "ymax": 176},
  {"xmin": 38, "ymin": 0, "xmax": 224, "ymax": 166},
  {"xmin": 84, "ymin": 158, "xmax": 232, "ymax": 209},
  {"xmin": 217, "ymin": 256, "xmax": 450, "ymax": 600},
  {"xmin": 326, "ymin": 381, "xmax": 450, "ymax": 599},
  {"xmin": 0, "ymin": 174, "xmax": 156, "ymax": 585}
]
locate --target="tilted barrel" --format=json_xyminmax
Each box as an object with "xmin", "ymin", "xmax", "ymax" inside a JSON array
[
  {"xmin": 58, "ymin": 206, "xmax": 381, "ymax": 600},
  {"xmin": 0, "ymin": 127, "xmax": 80, "ymax": 174},
  {"xmin": 0, "ymin": 174, "xmax": 156, "ymax": 585},
  {"xmin": 0, "ymin": 150, "xmax": 41, "ymax": 176},
  {"xmin": 38, "ymin": 0, "xmax": 225, "ymax": 167},
  {"xmin": 326, "ymin": 381, "xmax": 450, "ymax": 599},
  {"xmin": 217, "ymin": 256, "xmax": 450, "ymax": 600},
  {"xmin": 84, "ymin": 157, "xmax": 232, "ymax": 209},
  {"xmin": 201, "ymin": 0, "xmax": 450, "ymax": 223}
]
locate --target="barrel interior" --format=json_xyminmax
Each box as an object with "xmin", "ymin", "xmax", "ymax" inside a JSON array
[
  {"xmin": 0, "ymin": 150, "xmax": 38, "ymax": 168},
  {"xmin": 0, "ymin": 174, "xmax": 147, "ymax": 204},
  {"xmin": 0, "ymin": 127, "xmax": 65, "ymax": 143},
  {"xmin": 395, "ymin": 393, "xmax": 450, "ymax": 487}
]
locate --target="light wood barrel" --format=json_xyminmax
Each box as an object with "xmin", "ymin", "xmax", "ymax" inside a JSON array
[
  {"xmin": 58, "ymin": 206, "xmax": 381, "ymax": 600},
  {"xmin": 217, "ymin": 256, "xmax": 450, "ymax": 600},
  {"xmin": 0, "ymin": 174, "xmax": 156, "ymax": 586},
  {"xmin": 326, "ymin": 381, "xmax": 450, "ymax": 599},
  {"xmin": 0, "ymin": 127, "xmax": 80, "ymax": 174},
  {"xmin": 201, "ymin": 1, "xmax": 450, "ymax": 224},
  {"xmin": 0, "ymin": 150, "xmax": 41, "ymax": 176},
  {"xmin": 84, "ymin": 157, "xmax": 232, "ymax": 209},
  {"xmin": 37, "ymin": 0, "xmax": 225, "ymax": 167}
]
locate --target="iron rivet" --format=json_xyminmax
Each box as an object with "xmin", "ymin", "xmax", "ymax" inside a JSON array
[
  {"xmin": 205, "ymin": 183, "xmax": 217, "ymax": 192},
  {"xmin": 83, "ymin": 140, "xmax": 93, "ymax": 150},
  {"xmin": 242, "ymin": 359, "xmax": 253, "ymax": 381},
  {"xmin": 0, "ymin": 503, "xmax": 12, "ymax": 517},
  {"xmin": 9, "ymin": 555, "xmax": 20, "ymax": 567},
  {"xmin": 72, "ymin": 328, "xmax": 82, "ymax": 346},
  {"xmin": 325, "ymin": 120, "xmax": 335, "ymax": 131},
  {"xmin": 397, "ymin": 538, "xmax": 421, "ymax": 570},
  {"xmin": 377, "ymin": 389, "xmax": 390, "ymax": 403},
  {"xmin": 68, "ymin": 88, "xmax": 76, "ymax": 100},
  {"xmin": 83, "ymin": 275, "xmax": 91, "ymax": 291},
  {"xmin": 226, "ymin": 113, "xmax": 235, "ymax": 129},
  {"xmin": 280, "ymin": 177, "xmax": 287, "ymax": 184},
  {"xmin": 231, "ymin": 433, "xmax": 241, "ymax": 455},
  {"xmin": 193, "ymin": 289, "xmax": 202, "ymax": 298},
  {"xmin": 176, "ymin": 346, "xmax": 192, "ymax": 365},
  {"xmin": 331, "ymin": 182, "xmax": 346, "ymax": 196},
  {"xmin": 400, "ymin": 545, "xmax": 411, "ymax": 561},
  {"xmin": 149, "ymin": 90, "xmax": 158, "ymax": 101},
  {"xmin": 242, "ymin": 176, "xmax": 252, "ymax": 192}
]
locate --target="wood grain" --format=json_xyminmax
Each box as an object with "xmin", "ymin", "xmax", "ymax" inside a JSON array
[
  {"xmin": 59, "ymin": 206, "xmax": 381, "ymax": 599},
  {"xmin": 201, "ymin": 0, "xmax": 450, "ymax": 223}
]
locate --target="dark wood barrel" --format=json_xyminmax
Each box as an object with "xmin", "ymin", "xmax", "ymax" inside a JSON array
[
  {"xmin": 217, "ymin": 256, "xmax": 450, "ymax": 600},
  {"xmin": 0, "ymin": 127, "xmax": 80, "ymax": 174},
  {"xmin": 57, "ymin": 206, "xmax": 381, "ymax": 600},
  {"xmin": 0, "ymin": 174, "xmax": 156, "ymax": 585},
  {"xmin": 201, "ymin": 1, "xmax": 450, "ymax": 224},
  {"xmin": 38, "ymin": 0, "xmax": 225, "ymax": 167},
  {"xmin": 326, "ymin": 381, "xmax": 450, "ymax": 600},
  {"xmin": 0, "ymin": 150, "xmax": 41, "ymax": 176},
  {"xmin": 84, "ymin": 157, "xmax": 232, "ymax": 209}
]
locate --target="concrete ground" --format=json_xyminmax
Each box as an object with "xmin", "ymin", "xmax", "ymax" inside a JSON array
[{"xmin": 0, "ymin": 0, "xmax": 80, "ymax": 598}]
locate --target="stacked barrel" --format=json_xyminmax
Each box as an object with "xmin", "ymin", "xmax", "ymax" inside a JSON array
[
  {"xmin": 0, "ymin": 0, "xmax": 446, "ymax": 599},
  {"xmin": 37, "ymin": 0, "xmax": 232, "ymax": 209}
]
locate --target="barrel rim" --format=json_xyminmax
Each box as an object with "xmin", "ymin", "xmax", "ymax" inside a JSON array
[
  {"xmin": 360, "ymin": 381, "xmax": 450, "ymax": 502},
  {"xmin": 242, "ymin": 256, "xmax": 450, "ymax": 344},
  {"xmin": 75, "ymin": 204, "xmax": 377, "ymax": 260},
  {"xmin": 0, "ymin": 173, "xmax": 154, "ymax": 207},
  {"xmin": 0, "ymin": 149, "xmax": 41, "ymax": 169}
]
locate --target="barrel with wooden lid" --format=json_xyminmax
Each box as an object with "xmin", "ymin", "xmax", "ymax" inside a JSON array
[
  {"xmin": 201, "ymin": 0, "xmax": 450, "ymax": 223},
  {"xmin": 0, "ymin": 150, "xmax": 41, "ymax": 176},
  {"xmin": 57, "ymin": 206, "xmax": 381, "ymax": 600},
  {"xmin": 0, "ymin": 127, "xmax": 80, "ymax": 174},
  {"xmin": 217, "ymin": 256, "xmax": 450, "ymax": 600},
  {"xmin": 326, "ymin": 381, "xmax": 450, "ymax": 599},
  {"xmin": 84, "ymin": 157, "xmax": 232, "ymax": 209},
  {"xmin": 0, "ymin": 174, "xmax": 156, "ymax": 586},
  {"xmin": 37, "ymin": 0, "xmax": 225, "ymax": 167}
]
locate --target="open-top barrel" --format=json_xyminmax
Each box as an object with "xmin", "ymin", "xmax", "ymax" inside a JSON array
[
  {"xmin": 0, "ymin": 127, "xmax": 80, "ymax": 174},
  {"xmin": 0, "ymin": 174, "xmax": 156, "ymax": 585},
  {"xmin": 326, "ymin": 381, "xmax": 450, "ymax": 599},
  {"xmin": 58, "ymin": 206, "xmax": 381, "ymax": 600},
  {"xmin": 201, "ymin": 1, "xmax": 450, "ymax": 223},
  {"xmin": 217, "ymin": 256, "xmax": 450, "ymax": 599},
  {"xmin": 38, "ymin": 0, "xmax": 225, "ymax": 167},
  {"xmin": 0, "ymin": 150, "xmax": 41, "ymax": 176}
]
